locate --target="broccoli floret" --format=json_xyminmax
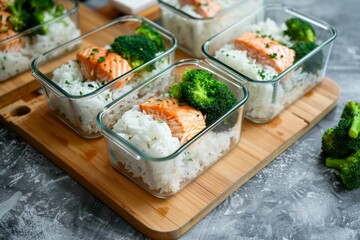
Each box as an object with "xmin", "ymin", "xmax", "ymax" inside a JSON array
[
  {"xmin": 7, "ymin": 0, "xmax": 31, "ymax": 32},
  {"xmin": 291, "ymin": 41, "xmax": 323, "ymax": 73},
  {"xmin": 341, "ymin": 101, "xmax": 360, "ymax": 139},
  {"xmin": 7, "ymin": 0, "xmax": 64, "ymax": 34},
  {"xmin": 168, "ymin": 82, "xmax": 183, "ymax": 100},
  {"xmin": 326, "ymin": 150, "xmax": 360, "ymax": 189},
  {"xmin": 111, "ymin": 35, "xmax": 158, "ymax": 70},
  {"xmin": 291, "ymin": 41, "xmax": 318, "ymax": 62},
  {"xmin": 322, "ymin": 118, "xmax": 360, "ymax": 158},
  {"xmin": 169, "ymin": 68, "xmax": 237, "ymax": 126},
  {"xmin": 135, "ymin": 22, "xmax": 165, "ymax": 52},
  {"xmin": 284, "ymin": 17, "xmax": 316, "ymax": 43}
]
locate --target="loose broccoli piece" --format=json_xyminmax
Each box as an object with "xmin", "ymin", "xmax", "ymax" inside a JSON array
[
  {"xmin": 135, "ymin": 22, "xmax": 165, "ymax": 52},
  {"xmin": 341, "ymin": 101, "xmax": 360, "ymax": 139},
  {"xmin": 169, "ymin": 68, "xmax": 237, "ymax": 126},
  {"xmin": 284, "ymin": 17, "xmax": 316, "ymax": 43},
  {"xmin": 322, "ymin": 118, "xmax": 360, "ymax": 158},
  {"xmin": 111, "ymin": 35, "xmax": 158, "ymax": 70},
  {"xmin": 326, "ymin": 150, "xmax": 360, "ymax": 189}
]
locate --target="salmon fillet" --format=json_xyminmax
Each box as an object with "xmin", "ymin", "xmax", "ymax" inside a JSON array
[
  {"xmin": 179, "ymin": 0, "xmax": 222, "ymax": 18},
  {"xmin": 234, "ymin": 32, "xmax": 295, "ymax": 74},
  {"xmin": 76, "ymin": 46, "xmax": 108, "ymax": 80},
  {"xmin": 96, "ymin": 52, "xmax": 132, "ymax": 87},
  {"xmin": 0, "ymin": 11, "xmax": 25, "ymax": 52},
  {"xmin": 140, "ymin": 97, "xmax": 206, "ymax": 143}
]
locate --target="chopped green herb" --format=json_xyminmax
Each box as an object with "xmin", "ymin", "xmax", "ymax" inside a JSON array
[{"xmin": 97, "ymin": 57, "xmax": 105, "ymax": 63}]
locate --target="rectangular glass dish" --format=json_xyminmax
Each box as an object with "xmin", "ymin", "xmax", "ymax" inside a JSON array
[
  {"xmin": 0, "ymin": 0, "xmax": 80, "ymax": 82},
  {"xmin": 31, "ymin": 16, "xmax": 177, "ymax": 138},
  {"xmin": 202, "ymin": 3, "xmax": 337, "ymax": 123},
  {"xmin": 158, "ymin": 0, "xmax": 264, "ymax": 58},
  {"xmin": 97, "ymin": 59, "xmax": 249, "ymax": 198}
]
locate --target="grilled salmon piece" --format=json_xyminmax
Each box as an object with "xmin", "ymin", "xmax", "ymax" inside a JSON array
[
  {"xmin": 180, "ymin": 0, "xmax": 222, "ymax": 18},
  {"xmin": 0, "ymin": 11, "xmax": 25, "ymax": 52},
  {"xmin": 96, "ymin": 52, "xmax": 132, "ymax": 87},
  {"xmin": 234, "ymin": 32, "xmax": 295, "ymax": 74},
  {"xmin": 76, "ymin": 46, "xmax": 108, "ymax": 80},
  {"xmin": 140, "ymin": 97, "xmax": 206, "ymax": 143},
  {"xmin": 0, "ymin": 29, "xmax": 25, "ymax": 52}
]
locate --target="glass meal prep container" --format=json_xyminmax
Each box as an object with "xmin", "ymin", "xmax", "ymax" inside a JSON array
[
  {"xmin": 0, "ymin": 0, "xmax": 80, "ymax": 82},
  {"xmin": 158, "ymin": 0, "xmax": 264, "ymax": 58},
  {"xmin": 31, "ymin": 16, "xmax": 177, "ymax": 138},
  {"xmin": 202, "ymin": 3, "xmax": 337, "ymax": 123},
  {"xmin": 97, "ymin": 59, "xmax": 249, "ymax": 198}
]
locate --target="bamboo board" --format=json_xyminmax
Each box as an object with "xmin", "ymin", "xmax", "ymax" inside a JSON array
[{"xmin": 0, "ymin": 78, "xmax": 340, "ymax": 239}]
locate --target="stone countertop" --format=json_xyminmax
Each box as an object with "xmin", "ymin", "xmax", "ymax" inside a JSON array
[{"xmin": 1, "ymin": 0, "xmax": 360, "ymax": 239}]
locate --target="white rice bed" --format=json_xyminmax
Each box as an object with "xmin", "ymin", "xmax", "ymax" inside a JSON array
[
  {"xmin": 50, "ymin": 57, "xmax": 171, "ymax": 135},
  {"xmin": 0, "ymin": 17, "xmax": 80, "ymax": 82},
  {"xmin": 110, "ymin": 109, "xmax": 239, "ymax": 194},
  {"xmin": 215, "ymin": 19, "xmax": 321, "ymax": 121}
]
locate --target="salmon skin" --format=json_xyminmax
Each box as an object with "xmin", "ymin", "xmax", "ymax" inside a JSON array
[
  {"xmin": 76, "ymin": 46, "xmax": 132, "ymax": 85},
  {"xmin": 140, "ymin": 97, "xmax": 206, "ymax": 143},
  {"xmin": 0, "ymin": 11, "xmax": 25, "ymax": 52},
  {"xmin": 234, "ymin": 32, "xmax": 295, "ymax": 74},
  {"xmin": 179, "ymin": 0, "xmax": 222, "ymax": 18}
]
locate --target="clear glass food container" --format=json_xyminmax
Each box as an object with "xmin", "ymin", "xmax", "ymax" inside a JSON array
[
  {"xmin": 97, "ymin": 59, "xmax": 249, "ymax": 198},
  {"xmin": 0, "ymin": 0, "xmax": 80, "ymax": 82},
  {"xmin": 202, "ymin": 3, "xmax": 337, "ymax": 123},
  {"xmin": 31, "ymin": 16, "xmax": 177, "ymax": 138},
  {"xmin": 158, "ymin": 0, "xmax": 264, "ymax": 58}
]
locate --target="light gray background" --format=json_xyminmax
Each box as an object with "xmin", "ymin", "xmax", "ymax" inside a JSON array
[{"xmin": 1, "ymin": 0, "xmax": 360, "ymax": 239}]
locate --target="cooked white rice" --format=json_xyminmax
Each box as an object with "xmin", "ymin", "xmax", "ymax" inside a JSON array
[
  {"xmin": 49, "ymin": 56, "xmax": 171, "ymax": 135},
  {"xmin": 110, "ymin": 108, "xmax": 240, "ymax": 194},
  {"xmin": 0, "ymin": 17, "xmax": 80, "ymax": 82},
  {"xmin": 215, "ymin": 19, "xmax": 322, "ymax": 122},
  {"xmin": 160, "ymin": 0, "xmax": 263, "ymax": 57}
]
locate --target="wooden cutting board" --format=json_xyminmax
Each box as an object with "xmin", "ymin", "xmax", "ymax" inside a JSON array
[{"xmin": 0, "ymin": 78, "xmax": 340, "ymax": 239}]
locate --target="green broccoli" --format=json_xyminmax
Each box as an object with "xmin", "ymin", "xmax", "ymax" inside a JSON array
[
  {"xmin": 291, "ymin": 41, "xmax": 318, "ymax": 62},
  {"xmin": 326, "ymin": 150, "xmax": 360, "ymax": 189},
  {"xmin": 135, "ymin": 22, "xmax": 165, "ymax": 52},
  {"xmin": 321, "ymin": 118, "xmax": 360, "ymax": 158},
  {"xmin": 169, "ymin": 68, "xmax": 237, "ymax": 126},
  {"xmin": 341, "ymin": 101, "xmax": 360, "ymax": 139},
  {"xmin": 7, "ymin": 0, "xmax": 64, "ymax": 34},
  {"xmin": 111, "ymin": 35, "xmax": 158, "ymax": 70},
  {"xmin": 7, "ymin": 0, "xmax": 31, "ymax": 32},
  {"xmin": 290, "ymin": 41, "xmax": 323, "ymax": 73},
  {"xmin": 284, "ymin": 17, "xmax": 317, "ymax": 43}
]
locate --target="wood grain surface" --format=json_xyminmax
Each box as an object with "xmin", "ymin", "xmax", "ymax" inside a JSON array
[{"xmin": 0, "ymin": 78, "xmax": 340, "ymax": 239}]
